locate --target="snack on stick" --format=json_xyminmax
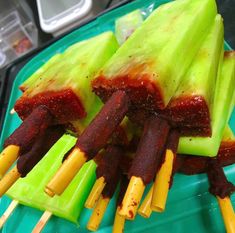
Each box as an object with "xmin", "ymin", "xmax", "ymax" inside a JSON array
[
  {"xmin": 87, "ymin": 145, "xmax": 122, "ymax": 231},
  {"xmin": 0, "ymin": 106, "xmax": 54, "ymax": 178},
  {"xmin": 0, "ymin": 125, "xmax": 64, "ymax": 197},
  {"xmin": 5, "ymin": 134, "xmax": 96, "ymax": 225},
  {"xmin": 137, "ymin": 127, "xmax": 235, "ymax": 221},
  {"xmin": 120, "ymin": 46, "xmax": 234, "ymax": 218},
  {"xmin": 179, "ymin": 51, "xmax": 235, "ymax": 156},
  {"xmin": 14, "ymin": 32, "xmax": 119, "ymax": 132},
  {"xmin": 151, "ymin": 129, "xmax": 179, "ymax": 212},
  {"xmin": 45, "ymin": 91, "xmax": 130, "ymax": 196},
  {"xmin": 162, "ymin": 15, "xmax": 223, "ymax": 137},
  {"xmin": 150, "ymin": 16, "xmax": 223, "ymax": 211},
  {"xmin": 176, "ymin": 126, "xmax": 235, "ymax": 175},
  {"xmin": 47, "ymin": 0, "xmax": 217, "ymax": 199},
  {"xmin": 93, "ymin": 0, "xmax": 217, "ymax": 112},
  {"xmin": 0, "ymin": 32, "xmax": 119, "ymax": 194},
  {"xmin": 89, "ymin": 3, "xmax": 221, "ymax": 217},
  {"xmin": 119, "ymin": 116, "xmax": 170, "ymax": 219}
]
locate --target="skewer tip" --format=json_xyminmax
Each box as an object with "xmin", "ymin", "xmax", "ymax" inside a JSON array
[
  {"xmin": 138, "ymin": 186, "xmax": 153, "ymax": 218},
  {"xmin": 0, "ymin": 200, "xmax": 19, "ymax": 229},
  {"xmin": 10, "ymin": 108, "xmax": 16, "ymax": 115},
  {"xmin": 32, "ymin": 211, "xmax": 52, "ymax": 233}
]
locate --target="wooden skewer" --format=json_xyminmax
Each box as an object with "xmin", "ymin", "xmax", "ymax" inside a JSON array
[
  {"xmin": 0, "ymin": 200, "xmax": 19, "ymax": 229},
  {"xmin": 87, "ymin": 195, "xmax": 110, "ymax": 231},
  {"xmin": 85, "ymin": 177, "xmax": 106, "ymax": 209},
  {"xmin": 32, "ymin": 210, "xmax": 52, "ymax": 233},
  {"xmin": 113, "ymin": 207, "xmax": 126, "ymax": 233},
  {"xmin": 138, "ymin": 186, "xmax": 153, "ymax": 218},
  {"xmin": 10, "ymin": 108, "xmax": 16, "ymax": 115},
  {"xmin": 45, "ymin": 148, "xmax": 87, "ymax": 197},
  {"xmin": 217, "ymin": 196, "xmax": 235, "ymax": 233},
  {"xmin": 151, "ymin": 149, "xmax": 174, "ymax": 212},
  {"xmin": 0, "ymin": 145, "xmax": 20, "ymax": 179},
  {"xmin": 119, "ymin": 176, "xmax": 145, "ymax": 220},
  {"xmin": 0, "ymin": 166, "xmax": 21, "ymax": 197}
]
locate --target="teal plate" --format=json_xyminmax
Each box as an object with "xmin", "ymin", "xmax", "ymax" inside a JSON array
[{"xmin": 0, "ymin": 0, "xmax": 234, "ymax": 232}]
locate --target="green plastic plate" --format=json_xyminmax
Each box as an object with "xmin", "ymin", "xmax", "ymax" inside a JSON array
[{"xmin": 0, "ymin": 0, "xmax": 234, "ymax": 232}]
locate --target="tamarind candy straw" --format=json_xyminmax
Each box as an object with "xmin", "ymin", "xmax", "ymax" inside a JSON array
[
  {"xmin": 45, "ymin": 148, "xmax": 87, "ymax": 197},
  {"xmin": 113, "ymin": 207, "xmax": 126, "ymax": 233},
  {"xmin": 32, "ymin": 210, "xmax": 52, "ymax": 233},
  {"xmin": 0, "ymin": 146, "xmax": 19, "ymax": 179},
  {"xmin": 120, "ymin": 176, "xmax": 145, "ymax": 220},
  {"xmin": 119, "ymin": 116, "xmax": 170, "ymax": 220},
  {"xmin": 152, "ymin": 130, "xmax": 179, "ymax": 212},
  {"xmin": 138, "ymin": 186, "xmax": 153, "ymax": 218},
  {"xmin": 0, "ymin": 126, "xmax": 63, "ymax": 197},
  {"xmin": 10, "ymin": 108, "xmax": 16, "ymax": 115},
  {"xmin": 0, "ymin": 106, "xmax": 53, "ymax": 178},
  {"xmin": 87, "ymin": 146, "xmax": 122, "ymax": 231},
  {"xmin": 45, "ymin": 91, "xmax": 129, "ymax": 197},
  {"xmin": 85, "ymin": 176, "xmax": 106, "ymax": 209},
  {"xmin": 207, "ymin": 159, "xmax": 235, "ymax": 233},
  {"xmin": 217, "ymin": 196, "xmax": 235, "ymax": 233},
  {"xmin": 113, "ymin": 175, "xmax": 129, "ymax": 233},
  {"xmin": 86, "ymin": 143, "xmax": 124, "ymax": 209},
  {"xmin": 0, "ymin": 200, "xmax": 19, "ymax": 229},
  {"xmin": 87, "ymin": 195, "xmax": 110, "ymax": 231},
  {"xmin": 0, "ymin": 166, "xmax": 21, "ymax": 197}
]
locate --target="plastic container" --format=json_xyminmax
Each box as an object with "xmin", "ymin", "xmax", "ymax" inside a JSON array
[
  {"xmin": 0, "ymin": 0, "xmax": 234, "ymax": 232},
  {"xmin": 36, "ymin": 0, "xmax": 92, "ymax": 36},
  {"xmin": 0, "ymin": 11, "xmax": 38, "ymax": 68}
]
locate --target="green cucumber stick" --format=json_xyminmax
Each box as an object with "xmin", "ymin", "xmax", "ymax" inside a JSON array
[
  {"xmin": 7, "ymin": 134, "xmax": 96, "ymax": 223},
  {"xmin": 172, "ymin": 14, "xmax": 223, "ymax": 116},
  {"xmin": 178, "ymin": 51, "xmax": 235, "ymax": 156},
  {"xmin": 20, "ymin": 32, "xmax": 119, "ymax": 133},
  {"xmin": 102, "ymin": 0, "xmax": 217, "ymax": 108}
]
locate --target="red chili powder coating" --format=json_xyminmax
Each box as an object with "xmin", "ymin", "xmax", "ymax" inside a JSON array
[
  {"xmin": 76, "ymin": 91, "xmax": 129, "ymax": 159},
  {"xmin": 206, "ymin": 159, "xmax": 235, "ymax": 198},
  {"xmin": 162, "ymin": 95, "xmax": 211, "ymax": 137},
  {"xmin": 217, "ymin": 141, "xmax": 235, "ymax": 166},
  {"xmin": 14, "ymin": 89, "xmax": 86, "ymax": 124},
  {"xmin": 224, "ymin": 51, "xmax": 235, "ymax": 58},
  {"xmin": 96, "ymin": 145, "xmax": 123, "ymax": 199},
  {"xmin": 4, "ymin": 105, "xmax": 53, "ymax": 154},
  {"xmin": 117, "ymin": 175, "xmax": 129, "ymax": 207},
  {"xmin": 128, "ymin": 116, "xmax": 170, "ymax": 184},
  {"xmin": 93, "ymin": 76, "xmax": 211, "ymax": 137},
  {"xmin": 96, "ymin": 145, "xmax": 122, "ymax": 185},
  {"xmin": 176, "ymin": 140, "xmax": 235, "ymax": 175},
  {"xmin": 92, "ymin": 75, "xmax": 164, "ymax": 111},
  {"xmin": 17, "ymin": 126, "xmax": 64, "ymax": 177}
]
